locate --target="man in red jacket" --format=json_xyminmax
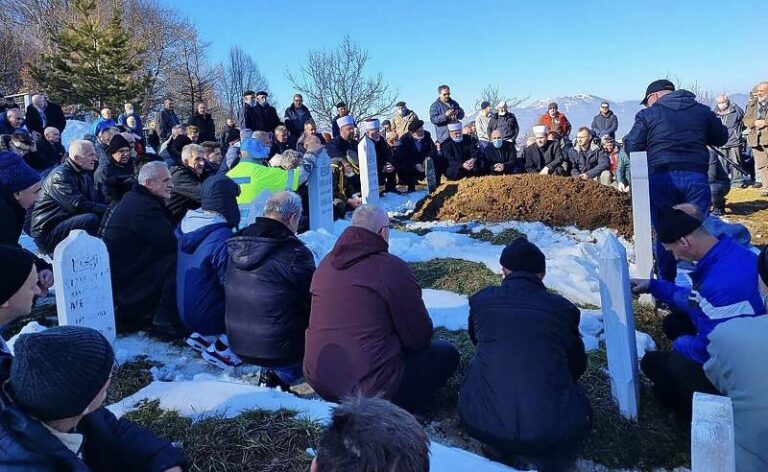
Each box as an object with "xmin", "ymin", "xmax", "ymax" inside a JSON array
[
  {"xmin": 538, "ymin": 102, "xmax": 572, "ymax": 140},
  {"xmin": 304, "ymin": 205, "xmax": 458, "ymax": 413}
]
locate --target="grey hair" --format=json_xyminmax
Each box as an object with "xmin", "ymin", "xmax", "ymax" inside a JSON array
[
  {"xmin": 68, "ymin": 139, "xmax": 94, "ymax": 159},
  {"xmin": 279, "ymin": 149, "xmax": 302, "ymax": 169},
  {"xmin": 251, "ymin": 130, "xmax": 270, "ymax": 144},
  {"xmin": 181, "ymin": 143, "xmax": 205, "ymax": 163},
  {"xmin": 43, "ymin": 126, "xmax": 59, "ymax": 137},
  {"xmin": 275, "ymin": 125, "xmax": 288, "ymax": 134},
  {"xmin": 172, "ymin": 124, "xmax": 184, "ymax": 132},
  {"xmin": 108, "ymin": 126, "xmax": 120, "ymax": 135},
  {"xmin": 351, "ymin": 205, "xmax": 389, "ymax": 234},
  {"xmin": 138, "ymin": 161, "xmax": 168, "ymax": 186},
  {"xmin": 263, "ymin": 191, "xmax": 302, "ymax": 223}
]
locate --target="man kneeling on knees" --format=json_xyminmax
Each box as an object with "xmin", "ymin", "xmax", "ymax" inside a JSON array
[
  {"xmin": 0, "ymin": 326, "xmax": 186, "ymax": 471},
  {"xmin": 632, "ymin": 205, "xmax": 765, "ymax": 416},
  {"xmin": 459, "ymin": 238, "xmax": 591, "ymax": 470},
  {"xmin": 304, "ymin": 205, "xmax": 459, "ymax": 413}
]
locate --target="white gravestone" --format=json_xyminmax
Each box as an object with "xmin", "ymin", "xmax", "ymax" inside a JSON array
[
  {"xmin": 629, "ymin": 152, "xmax": 654, "ymax": 304},
  {"xmin": 52, "ymin": 230, "xmax": 116, "ymax": 344},
  {"xmin": 358, "ymin": 136, "xmax": 380, "ymax": 205},
  {"xmin": 691, "ymin": 393, "xmax": 735, "ymax": 472},
  {"xmin": 308, "ymin": 149, "xmax": 334, "ymax": 232},
  {"xmin": 598, "ymin": 234, "xmax": 640, "ymax": 419}
]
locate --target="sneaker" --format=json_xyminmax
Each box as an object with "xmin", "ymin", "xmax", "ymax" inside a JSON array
[
  {"xmin": 202, "ymin": 340, "xmax": 243, "ymax": 369},
  {"xmin": 258, "ymin": 368, "xmax": 293, "ymax": 393},
  {"xmin": 753, "ymin": 182, "xmax": 763, "ymax": 189},
  {"xmin": 185, "ymin": 332, "xmax": 216, "ymax": 353}
]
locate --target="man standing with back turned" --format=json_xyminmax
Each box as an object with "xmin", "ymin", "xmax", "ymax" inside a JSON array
[{"xmin": 623, "ymin": 79, "xmax": 727, "ymax": 281}]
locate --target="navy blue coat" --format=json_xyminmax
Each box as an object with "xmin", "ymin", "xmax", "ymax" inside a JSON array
[
  {"xmin": 176, "ymin": 210, "xmax": 232, "ymax": 336},
  {"xmin": 566, "ymin": 146, "xmax": 610, "ymax": 178},
  {"xmin": 623, "ymin": 90, "xmax": 728, "ymax": 175},
  {"xmin": 459, "ymin": 272, "xmax": 590, "ymax": 453},
  {"xmin": 284, "ymin": 105, "xmax": 312, "ymax": 142},
  {"xmin": 590, "ymin": 111, "xmax": 618, "ymax": 138},
  {"xmin": 0, "ymin": 362, "xmax": 187, "ymax": 472},
  {"xmin": 429, "ymin": 98, "xmax": 465, "ymax": 143}
]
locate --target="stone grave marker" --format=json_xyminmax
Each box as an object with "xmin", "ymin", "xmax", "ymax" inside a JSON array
[
  {"xmin": 691, "ymin": 392, "xmax": 735, "ymax": 472},
  {"xmin": 598, "ymin": 233, "xmax": 640, "ymax": 419},
  {"xmin": 424, "ymin": 157, "xmax": 437, "ymax": 193},
  {"xmin": 308, "ymin": 149, "xmax": 334, "ymax": 232},
  {"xmin": 52, "ymin": 230, "xmax": 116, "ymax": 344},
  {"xmin": 358, "ymin": 136, "xmax": 380, "ymax": 205},
  {"xmin": 630, "ymin": 152, "xmax": 654, "ymax": 304}
]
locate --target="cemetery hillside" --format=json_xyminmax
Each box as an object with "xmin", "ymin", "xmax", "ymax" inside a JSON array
[{"xmin": 1, "ymin": 1, "xmax": 767, "ymax": 471}]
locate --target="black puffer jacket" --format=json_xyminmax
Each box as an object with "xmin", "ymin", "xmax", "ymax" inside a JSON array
[
  {"xmin": 94, "ymin": 159, "xmax": 135, "ymax": 204},
  {"xmin": 442, "ymin": 136, "xmax": 485, "ymax": 180},
  {"xmin": 459, "ymin": 272, "xmax": 591, "ymax": 454},
  {"xmin": 566, "ymin": 145, "xmax": 610, "ymax": 178},
  {"xmin": 187, "ymin": 112, "xmax": 216, "ymax": 143},
  {"xmin": 167, "ymin": 165, "xmax": 205, "ymax": 225},
  {"xmin": 487, "ymin": 112, "xmax": 520, "ymax": 143},
  {"xmin": 523, "ymin": 141, "xmax": 567, "ymax": 175},
  {"xmin": 30, "ymin": 159, "xmax": 106, "ymax": 239},
  {"xmin": 225, "ymin": 217, "xmax": 315, "ymax": 367},
  {"xmin": 34, "ymin": 138, "xmax": 66, "ymax": 172}
]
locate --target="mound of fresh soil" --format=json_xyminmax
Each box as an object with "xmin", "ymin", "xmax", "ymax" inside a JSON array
[{"xmin": 412, "ymin": 174, "xmax": 633, "ymax": 237}]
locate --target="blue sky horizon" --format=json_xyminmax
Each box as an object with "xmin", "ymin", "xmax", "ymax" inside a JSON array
[{"xmin": 164, "ymin": 0, "xmax": 766, "ymax": 117}]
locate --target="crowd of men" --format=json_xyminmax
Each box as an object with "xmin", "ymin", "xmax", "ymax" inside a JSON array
[{"xmin": 0, "ymin": 79, "xmax": 767, "ymax": 471}]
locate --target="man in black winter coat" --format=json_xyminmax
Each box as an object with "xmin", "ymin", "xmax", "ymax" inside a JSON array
[
  {"xmin": 591, "ymin": 101, "xmax": 618, "ymax": 139},
  {"xmin": 157, "ymin": 98, "xmax": 180, "ymax": 142},
  {"xmin": 102, "ymin": 161, "xmax": 182, "ymax": 335},
  {"xmin": 24, "ymin": 95, "xmax": 66, "ymax": 134},
  {"xmin": 167, "ymin": 143, "xmax": 209, "ymax": 225},
  {"xmin": 0, "ymin": 325, "xmax": 186, "ymax": 472},
  {"xmin": 399, "ymin": 120, "xmax": 445, "ymax": 186},
  {"xmin": 284, "ymin": 94, "xmax": 313, "ymax": 147},
  {"xmin": 460, "ymin": 239, "xmax": 591, "ymax": 470},
  {"xmin": 362, "ymin": 119, "xmax": 397, "ymax": 192},
  {"xmin": 95, "ymin": 134, "xmax": 135, "ymax": 204},
  {"xmin": 30, "ymin": 140, "xmax": 106, "ymax": 255},
  {"xmin": 487, "ymin": 102, "xmax": 519, "ymax": 144},
  {"xmin": 35, "ymin": 127, "xmax": 67, "ymax": 171},
  {"xmin": 186, "ymin": 103, "xmax": 216, "ymax": 143},
  {"xmin": 523, "ymin": 126, "xmax": 568, "ymax": 175},
  {"xmin": 442, "ymin": 122, "xmax": 485, "ymax": 180},
  {"xmin": 326, "ymin": 116, "xmax": 358, "ymax": 159},
  {"xmin": 226, "ymin": 191, "xmax": 315, "ymax": 388},
  {"xmin": 240, "ymin": 91, "xmax": 282, "ymax": 133},
  {"xmin": 567, "ymin": 127, "xmax": 611, "ymax": 185},
  {"xmin": 484, "ymin": 130, "xmax": 521, "ymax": 175}
]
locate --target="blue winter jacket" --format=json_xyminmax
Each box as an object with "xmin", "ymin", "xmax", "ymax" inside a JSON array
[
  {"xmin": 623, "ymin": 90, "xmax": 728, "ymax": 175},
  {"xmin": 92, "ymin": 118, "xmax": 117, "ymax": 136},
  {"xmin": 175, "ymin": 210, "xmax": 233, "ymax": 335},
  {"xmin": 429, "ymin": 98, "xmax": 465, "ymax": 144},
  {"xmin": 649, "ymin": 236, "xmax": 765, "ymax": 364}
]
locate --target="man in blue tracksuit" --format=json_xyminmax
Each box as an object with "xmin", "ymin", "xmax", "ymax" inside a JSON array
[
  {"xmin": 631, "ymin": 205, "xmax": 765, "ymax": 416},
  {"xmin": 623, "ymin": 79, "xmax": 728, "ymax": 281}
]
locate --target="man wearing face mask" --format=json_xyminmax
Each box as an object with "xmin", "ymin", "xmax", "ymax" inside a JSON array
[
  {"xmin": 363, "ymin": 119, "xmax": 397, "ymax": 193},
  {"xmin": 484, "ymin": 129, "xmax": 521, "ymax": 175},
  {"xmin": 391, "ymin": 101, "xmax": 419, "ymax": 138},
  {"xmin": 240, "ymin": 90, "xmax": 282, "ymax": 134},
  {"xmin": 712, "ymin": 94, "xmax": 746, "ymax": 188},
  {"xmin": 487, "ymin": 101, "xmax": 519, "ymax": 145},
  {"xmin": 442, "ymin": 122, "xmax": 485, "ymax": 180},
  {"xmin": 631, "ymin": 205, "xmax": 765, "ymax": 416},
  {"xmin": 744, "ymin": 82, "xmax": 768, "ymax": 195}
]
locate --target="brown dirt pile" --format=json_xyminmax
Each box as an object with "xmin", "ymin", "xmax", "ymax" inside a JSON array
[{"xmin": 412, "ymin": 174, "xmax": 633, "ymax": 237}]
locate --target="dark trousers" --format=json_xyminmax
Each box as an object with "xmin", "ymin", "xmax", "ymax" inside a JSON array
[
  {"xmin": 380, "ymin": 169, "xmax": 398, "ymax": 192},
  {"xmin": 396, "ymin": 165, "xmax": 426, "ymax": 191},
  {"xmin": 641, "ymin": 351, "xmax": 718, "ymax": 417},
  {"xmin": 34, "ymin": 213, "xmax": 101, "ymax": 255},
  {"xmin": 663, "ymin": 310, "xmax": 697, "ymax": 340},
  {"xmin": 710, "ymin": 183, "xmax": 729, "ymax": 211},
  {"xmin": 114, "ymin": 254, "xmax": 179, "ymax": 328},
  {"xmin": 649, "ymin": 170, "xmax": 711, "ymax": 281},
  {"xmin": 391, "ymin": 339, "xmax": 459, "ymax": 413}
]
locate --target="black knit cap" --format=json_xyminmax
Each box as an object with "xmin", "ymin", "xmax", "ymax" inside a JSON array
[
  {"xmin": 0, "ymin": 245, "xmax": 35, "ymax": 305},
  {"xmin": 201, "ymin": 174, "xmax": 241, "ymax": 227},
  {"xmin": 10, "ymin": 326, "xmax": 115, "ymax": 421},
  {"xmin": 499, "ymin": 238, "xmax": 545, "ymax": 274},
  {"xmin": 107, "ymin": 133, "xmax": 131, "ymax": 155},
  {"xmin": 655, "ymin": 206, "xmax": 702, "ymax": 244},
  {"xmin": 408, "ymin": 119, "xmax": 425, "ymax": 133}
]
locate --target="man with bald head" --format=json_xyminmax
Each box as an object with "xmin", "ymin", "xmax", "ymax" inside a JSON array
[
  {"xmin": 0, "ymin": 108, "xmax": 26, "ymax": 135},
  {"xmin": 304, "ymin": 205, "xmax": 459, "ymax": 413},
  {"xmin": 24, "ymin": 94, "xmax": 66, "ymax": 134},
  {"xmin": 35, "ymin": 126, "xmax": 66, "ymax": 171}
]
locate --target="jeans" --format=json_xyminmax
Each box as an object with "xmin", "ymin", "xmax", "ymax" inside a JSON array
[
  {"xmin": 34, "ymin": 213, "xmax": 101, "ymax": 255},
  {"xmin": 641, "ymin": 351, "xmax": 718, "ymax": 417},
  {"xmin": 648, "ymin": 170, "xmax": 711, "ymax": 281},
  {"xmin": 272, "ymin": 362, "xmax": 304, "ymax": 385},
  {"xmin": 391, "ymin": 339, "xmax": 459, "ymax": 413}
]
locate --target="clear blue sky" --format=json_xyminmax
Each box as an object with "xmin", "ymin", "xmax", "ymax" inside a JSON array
[{"xmin": 164, "ymin": 0, "xmax": 766, "ymax": 118}]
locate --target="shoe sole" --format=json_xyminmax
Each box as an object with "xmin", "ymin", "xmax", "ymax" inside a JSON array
[
  {"xmin": 201, "ymin": 351, "xmax": 243, "ymax": 369},
  {"xmin": 186, "ymin": 338, "xmax": 211, "ymax": 353}
]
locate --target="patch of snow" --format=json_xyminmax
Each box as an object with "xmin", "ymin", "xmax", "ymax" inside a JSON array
[
  {"xmin": 5, "ymin": 321, "xmax": 47, "ymax": 354},
  {"xmin": 108, "ymin": 379, "xmax": 521, "ymax": 472},
  {"xmin": 378, "ymin": 190, "xmax": 428, "ymax": 217},
  {"xmin": 423, "ymin": 289, "xmax": 471, "ymax": 331}
]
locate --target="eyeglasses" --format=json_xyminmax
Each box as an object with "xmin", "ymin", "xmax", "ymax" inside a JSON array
[
  {"xmin": 600, "ymin": 106, "xmax": 609, "ymax": 109},
  {"xmin": 441, "ymin": 93, "xmax": 451, "ymax": 97}
]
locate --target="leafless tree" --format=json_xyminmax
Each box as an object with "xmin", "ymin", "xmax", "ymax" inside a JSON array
[
  {"xmin": 166, "ymin": 26, "xmax": 220, "ymax": 120},
  {"xmin": 220, "ymin": 46, "xmax": 270, "ymax": 124},
  {"xmin": 665, "ymin": 72, "xmax": 714, "ymax": 105},
  {"xmin": 286, "ymin": 35, "xmax": 397, "ymax": 129},
  {"xmin": 0, "ymin": 16, "xmax": 24, "ymax": 92},
  {"xmin": 475, "ymin": 84, "xmax": 528, "ymax": 110}
]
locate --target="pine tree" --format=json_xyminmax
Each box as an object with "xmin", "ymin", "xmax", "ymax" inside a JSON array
[{"xmin": 30, "ymin": 0, "xmax": 149, "ymax": 111}]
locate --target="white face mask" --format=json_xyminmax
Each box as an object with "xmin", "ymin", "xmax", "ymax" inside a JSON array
[{"xmin": 451, "ymin": 135, "xmax": 463, "ymax": 143}]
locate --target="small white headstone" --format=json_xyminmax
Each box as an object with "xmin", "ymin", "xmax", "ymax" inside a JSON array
[
  {"xmin": 308, "ymin": 149, "xmax": 334, "ymax": 232},
  {"xmin": 629, "ymin": 152, "xmax": 654, "ymax": 304},
  {"xmin": 358, "ymin": 136, "xmax": 380, "ymax": 205},
  {"xmin": 52, "ymin": 230, "xmax": 116, "ymax": 344},
  {"xmin": 691, "ymin": 392, "xmax": 736, "ymax": 472},
  {"xmin": 598, "ymin": 234, "xmax": 640, "ymax": 419}
]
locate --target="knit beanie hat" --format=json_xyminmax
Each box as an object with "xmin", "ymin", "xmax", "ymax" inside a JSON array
[
  {"xmin": 408, "ymin": 119, "xmax": 425, "ymax": 133},
  {"xmin": 0, "ymin": 151, "xmax": 40, "ymax": 194},
  {"xmin": 10, "ymin": 326, "xmax": 115, "ymax": 421},
  {"xmin": 201, "ymin": 174, "xmax": 241, "ymax": 227},
  {"xmin": 499, "ymin": 238, "xmax": 545, "ymax": 274},
  {"xmin": 172, "ymin": 135, "xmax": 192, "ymax": 154},
  {"xmin": 0, "ymin": 245, "xmax": 35, "ymax": 305},
  {"xmin": 655, "ymin": 206, "xmax": 702, "ymax": 244},
  {"xmin": 107, "ymin": 133, "xmax": 131, "ymax": 155}
]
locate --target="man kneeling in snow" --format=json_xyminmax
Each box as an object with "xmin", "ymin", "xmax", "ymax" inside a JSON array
[
  {"xmin": 304, "ymin": 205, "xmax": 459, "ymax": 413},
  {"xmin": 459, "ymin": 238, "xmax": 591, "ymax": 470},
  {"xmin": 632, "ymin": 205, "xmax": 766, "ymax": 416},
  {"xmin": 0, "ymin": 326, "xmax": 186, "ymax": 471},
  {"xmin": 311, "ymin": 397, "xmax": 429, "ymax": 472},
  {"xmin": 225, "ymin": 192, "xmax": 316, "ymax": 388}
]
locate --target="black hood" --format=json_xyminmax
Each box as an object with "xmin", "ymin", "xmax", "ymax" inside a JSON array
[{"xmin": 227, "ymin": 217, "xmax": 297, "ymax": 271}]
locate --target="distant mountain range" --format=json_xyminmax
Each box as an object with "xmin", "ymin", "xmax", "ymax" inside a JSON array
[{"xmin": 450, "ymin": 93, "xmax": 749, "ymax": 141}]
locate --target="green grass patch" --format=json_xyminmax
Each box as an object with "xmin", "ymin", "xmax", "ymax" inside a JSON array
[
  {"xmin": 633, "ymin": 301, "xmax": 671, "ymax": 351},
  {"xmin": 466, "ymin": 228, "xmax": 526, "ymax": 245},
  {"xmin": 125, "ymin": 400, "xmax": 322, "ymax": 472},
  {"xmin": 409, "ymin": 259, "xmax": 499, "ymax": 296},
  {"xmin": 392, "ymin": 221, "xmax": 433, "ymax": 236},
  {"xmin": 106, "ymin": 356, "xmax": 160, "ymax": 404}
]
